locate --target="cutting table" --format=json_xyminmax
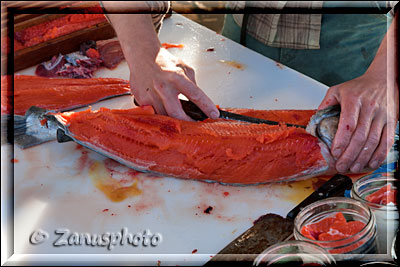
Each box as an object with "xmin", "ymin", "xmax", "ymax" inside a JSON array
[{"xmin": 2, "ymin": 14, "xmax": 394, "ymax": 265}]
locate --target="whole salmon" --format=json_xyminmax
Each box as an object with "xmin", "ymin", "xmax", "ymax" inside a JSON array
[{"xmin": 47, "ymin": 105, "xmax": 346, "ymax": 184}]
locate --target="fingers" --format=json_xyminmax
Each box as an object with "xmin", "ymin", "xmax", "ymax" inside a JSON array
[
  {"xmin": 318, "ymin": 86, "xmax": 340, "ymax": 110},
  {"xmin": 133, "ymin": 88, "xmax": 167, "ymax": 115},
  {"xmin": 335, "ymin": 103, "xmax": 375, "ymax": 173},
  {"xmin": 153, "ymin": 81, "xmax": 194, "ymax": 121},
  {"xmin": 177, "ymin": 63, "xmax": 196, "ymax": 84},
  {"xmin": 369, "ymin": 123, "xmax": 395, "ymax": 169},
  {"xmin": 331, "ymin": 96, "xmax": 361, "ymax": 161},
  {"xmin": 173, "ymin": 74, "xmax": 220, "ymax": 119},
  {"xmin": 350, "ymin": 114, "xmax": 385, "ymax": 172},
  {"xmin": 148, "ymin": 95, "xmax": 167, "ymax": 115}
]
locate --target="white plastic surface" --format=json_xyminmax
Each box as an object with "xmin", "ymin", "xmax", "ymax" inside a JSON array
[{"xmin": 6, "ymin": 14, "xmax": 334, "ymax": 265}]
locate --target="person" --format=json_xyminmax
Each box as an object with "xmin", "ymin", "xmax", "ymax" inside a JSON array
[{"xmin": 100, "ymin": 1, "xmax": 398, "ymax": 174}]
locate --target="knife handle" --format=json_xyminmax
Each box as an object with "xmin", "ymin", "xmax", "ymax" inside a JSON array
[
  {"xmin": 134, "ymin": 97, "xmax": 209, "ymax": 121},
  {"xmin": 285, "ymin": 174, "xmax": 353, "ymax": 220},
  {"xmin": 179, "ymin": 99, "xmax": 209, "ymax": 121}
]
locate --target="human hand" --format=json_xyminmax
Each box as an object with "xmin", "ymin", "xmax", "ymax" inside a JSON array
[
  {"xmin": 130, "ymin": 47, "xmax": 219, "ymax": 121},
  {"xmin": 318, "ymin": 73, "xmax": 399, "ymax": 173}
]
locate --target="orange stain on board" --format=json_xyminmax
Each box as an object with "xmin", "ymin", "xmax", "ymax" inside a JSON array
[
  {"xmin": 89, "ymin": 161, "xmax": 142, "ymax": 202},
  {"xmin": 278, "ymin": 171, "xmax": 373, "ymax": 205},
  {"xmin": 219, "ymin": 60, "xmax": 245, "ymax": 70},
  {"xmin": 11, "ymin": 158, "xmax": 19, "ymax": 163},
  {"xmin": 161, "ymin": 43, "xmax": 184, "ymax": 49},
  {"xmin": 276, "ymin": 178, "xmax": 322, "ymax": 205}
]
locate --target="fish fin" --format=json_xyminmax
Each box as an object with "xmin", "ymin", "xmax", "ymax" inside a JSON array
[{"xmin": 12, "ymin": 106, "xmax": 58, "ymax": 149}]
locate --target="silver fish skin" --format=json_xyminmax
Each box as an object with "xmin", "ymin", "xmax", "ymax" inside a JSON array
[{"xmin": 13, "ymin": 106, "xmax": 59, "ymax": 149}]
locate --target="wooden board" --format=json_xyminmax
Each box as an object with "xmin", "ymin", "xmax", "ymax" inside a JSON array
[{"xmin": 1, "ymin": 1, "xmax": 115, "ymax": 73}]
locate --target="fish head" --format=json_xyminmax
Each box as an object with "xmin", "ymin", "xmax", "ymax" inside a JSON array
[
  {"xmin": 306, "ymin": 105, "xmax": 341, "ymax": 173},
  {"xmin": 306, "ymin": 105, "xmax": 340, "ymax": 149}
]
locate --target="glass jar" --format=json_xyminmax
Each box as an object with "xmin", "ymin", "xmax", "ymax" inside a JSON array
[
  {"xmin": 294, "ymin": 197, "xmax": 377, "ymax": 261},
  {"xmin": 351, "ymin": 172, "xmax": 398, "ymax": 254},
  {"xmin": 253, "ymin": 240, "xmax": 336, "ymax": 266}
]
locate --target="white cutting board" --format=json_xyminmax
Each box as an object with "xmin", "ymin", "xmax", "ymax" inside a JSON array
[{"xmin": 4, "ymin": 14, "xmax": 333, "ymax": 265}]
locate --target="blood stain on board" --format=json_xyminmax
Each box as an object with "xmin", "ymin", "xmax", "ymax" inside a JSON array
[
  {"xmin": 205, "ymin": 47, "xmax": 215, "ymax": 52},
  {"xmin": 223, "ymin": 192, "xmax": 230, "ymax": 197},
  {"xmin": 11, "ymin": 158, "xmax": 19, "ymax": 163},
  {"xmin": 192, "ymin": 249, "xmax": 198, "ymax": 254},
  {"xmin": 275, "ymin": 61, "xmax": 284, "ymax": 69},
  {"xmin": 102, "ymin": 209, "xmax": 109, "ymax": 212},
  {"xmin": 204, "ymin": 206, "xmax": 213, "ymax": 214},
  {"xmin": 75, "ymin": 144, "xmax": 90, "ymax": 173},
  {"xmin": 346, "ymin": 125, "xmax": 350, "ymax": 130},
  {"xmin": 103, "ymin": 158, "xmax": 141, "ymax": 182},
  {"xmin": 216, "ymin": 214, "xmax": 236, "ymax": 222}
]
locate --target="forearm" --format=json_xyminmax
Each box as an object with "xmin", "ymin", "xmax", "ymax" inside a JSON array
[
  {"xmin": 102, "ymin": 2, "xmax": 163, "ymax": 72},
  {"xmin": 100, "ymin": 1, "xmax": 219, "ymax": 120},
  {"xmin": 365, "ymin": 10, "xmax": 398, "ymax": 91}
]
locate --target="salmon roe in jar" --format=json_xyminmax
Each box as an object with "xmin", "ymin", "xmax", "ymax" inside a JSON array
[
  {"xmin": 351, "ymin": 172, "xmax": 398, "ymax": 254},
  {"xmin": 294, "ymin": 197, "xmax": 377, "ymax": 261}
]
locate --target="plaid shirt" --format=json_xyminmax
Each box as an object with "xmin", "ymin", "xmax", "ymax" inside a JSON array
[
  {"xmin": 228, "ymin": 1, "xmax": 398, "ymax": 49},
  {"xmin": 147, "ymin": 1, "xmax": 170, "ymax": 32},
  {"xmin": 100, "ymin": 1, "xmax": 170, "ymax": 33}
]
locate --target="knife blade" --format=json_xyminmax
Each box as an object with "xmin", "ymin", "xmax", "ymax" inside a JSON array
[
  {"xmin": 204, "ymin": 174, "xmax": 353, "ymax": 265},
  {"xmin": 179, "ymin": 99, "xmax": 306, "ymax": 128}
]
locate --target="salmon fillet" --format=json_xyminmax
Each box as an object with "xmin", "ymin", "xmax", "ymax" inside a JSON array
[
  {"xmin": 56, "ymin": 106, "xmax": 329, "ymax": 184},
  {"xmin": 1, "ymin": 75, "xmax": 131, "ymax": 115},
  {"xmin": 13, "ymin": 14, "xmax": 106, "ymax": 52}
]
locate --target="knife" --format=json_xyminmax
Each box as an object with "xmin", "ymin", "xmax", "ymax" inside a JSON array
[
  {"xmin": 204, "ymin": 174, "xmax": 353, "ymax": 265},
  {"xmin": 134, "ymin": 98, "xmax": 306, "ymax": 128}
]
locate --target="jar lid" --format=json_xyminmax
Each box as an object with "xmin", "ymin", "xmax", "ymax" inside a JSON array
[{"xmin": 253, "ymin": 240, "xmax": 336, "ymax": 266}]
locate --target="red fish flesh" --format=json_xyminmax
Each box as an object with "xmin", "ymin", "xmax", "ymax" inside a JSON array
[
  {"xmin": 1, "ymin": 75, "xmax": 131, "ymax": 115},
  {"xmin": 54, "ymin": 106, "xmax": 336, "ymax": 184},
  {"xmin": 13, "ymin": 14, "xmax": 106, "ymax": 52}
]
